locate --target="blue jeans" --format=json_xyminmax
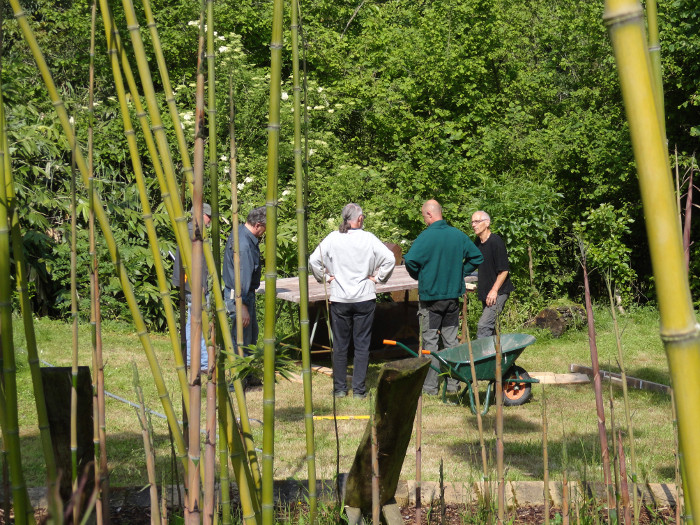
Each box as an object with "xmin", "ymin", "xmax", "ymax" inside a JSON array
[{"xmin": 186, "ymin": 301, "xmax": 208, "ymax": 370}]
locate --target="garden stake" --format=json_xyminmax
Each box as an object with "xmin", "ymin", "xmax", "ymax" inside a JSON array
[
  {"xmin": 262, "ymin": 0, "xmax": 284, "ymax": 518},
  {"xmin": 542, "ymin": 383, "xmax": 550, "ymax": 525},
  {"xmin": 292, "ymin": 0, "xmax": 318, "ymax": 517},
  {"xmin": 11, "ymin": 0, "xmax": 190, "ymax": 475},
  {"xmin": 606, "ymin": 276, "xmax": 640, "ymax": 525},
  {"xmin": 132, "ymin": 363, "xmax": 162, "ymax": 525},
  {"xmin": 464, "ymin": 298, "xmax": 488, "ymax": 496},
  {"xmin": 494, "ymin": 325, "xmax": 505, "ymax": 524},
  {"xmin": 186, "ymin": 17, "xmax": 207, "ymax": 524},
  {"xmin": 415, "ymin": 391, "xmax": 422, "ymax": 525},
  {"xmin": 578, "ymin": 240, "xmax": 614, "ymax": 514},
  {"xmin": 70, "ymin": 116, "xmax": 80, "ymax": 514},
  {"xmin": 1, "ymin": 52, "xmax": 58, "ymax": 505},
  {"xmin": 604, "ymin": 0, "xmax": 700, "ymax": 516},
  {"xmin": 371, "ymin": 397, "xmax": 379, "ymax": 525},
  {"xmin": 561, "ymin": 418, "xmax": 569, "ymax": 525},
  {"xmin": 87, "ymin": 3, "xmax": 109, "ymax": 521},
  {"xmin": 618, "ymin": 430, "xmax": 631, "ymax": 525},
  {"xmin": 439, "ymin": 459, "xmax": 446, "ymax": 525},
  {"xmin": 609, "ymin": 370, "xmax": 621, "ymax": 524},
  {"xmin": 0, "ymin": 53, "xmax": 34, "ymax": 525}
]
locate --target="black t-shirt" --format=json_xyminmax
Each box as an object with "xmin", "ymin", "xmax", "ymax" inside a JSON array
[{"xmin": 474, "ymin": 233, "xmax": 514, "ymax": 302}]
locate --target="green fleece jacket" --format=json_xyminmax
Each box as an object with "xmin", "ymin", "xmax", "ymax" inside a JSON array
[{"xmin": 404, "ymin": 220, "xmax": 484, "ymax": 301}]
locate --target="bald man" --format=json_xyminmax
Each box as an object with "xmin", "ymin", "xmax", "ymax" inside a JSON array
[{"xmin": 404, "ymin": 200, "xmax": 484, "ymax": 396}]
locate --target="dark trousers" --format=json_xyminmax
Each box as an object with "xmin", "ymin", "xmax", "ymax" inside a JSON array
[{"xmin": 330, "ymin": 300, "xmax": 376, "ymax": 396}]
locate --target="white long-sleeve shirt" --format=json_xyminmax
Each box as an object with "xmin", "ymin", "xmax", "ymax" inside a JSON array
[{"xmin": 309, "ymin": 229, "xmax": 396, "ymax": 303}]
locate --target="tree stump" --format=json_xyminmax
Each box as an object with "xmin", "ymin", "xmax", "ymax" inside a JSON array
[
  {"xmin": 526, "ymin": 305, "xmax": 586, "ymax": 337},
  {"xmin": 40, "ymin": 366, "xmax": 94, "ymax": 503},
  {"xmin": 344, "ymin": 357, "xmax": 430, "ymax": 516}
]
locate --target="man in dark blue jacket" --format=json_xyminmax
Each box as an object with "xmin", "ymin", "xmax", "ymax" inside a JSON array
[{"xmin": 223, "ymin": 206, "xmax": 266, "ymax": 354}]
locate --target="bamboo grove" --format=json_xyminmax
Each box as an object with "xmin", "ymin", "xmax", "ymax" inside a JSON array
[{"xmin": 0, "ymin": 0, "xmax": 698, "ymax": 523}]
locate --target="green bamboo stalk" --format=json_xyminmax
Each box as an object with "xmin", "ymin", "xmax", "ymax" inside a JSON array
[
  {"xmin": 603, "ymin": 0, "xmax": 700, "ymax": 515},
  {"xmin": 645, "ymin": 0, "xmax": 666, "ymax": 142},
  {"xmin": 414, "ymin": 393, "xmax": 422, "ymax": 525},
  {"xmin": 220, "ymin": 397, "xmax": 261, "ymax": 524},
  {"xmin": 562, "ymin": 423, "xmax": 569, "ymax": 525},
  {"xmin": 609, "ymin": 371, "xmax": 620, "ymax": 524},
  {"xmin": 186, "ymin": 16, "xmax": 207, "ymax": 524},
  {"xmin": 618, "ymin": 430, "xmax": 631, "ymax": 525},
  {"xmin": 206, "ymin": 0, "xmax": 218, "ymax": 272},
  {"xmin": 132, "ymin": 363, "xmax": 162, "ymax": 525},
  {"xmin": 0, "ymin": 44, "xmax": 57, "ymax": 497},
  {"xmin": 115, "ymin": 0, "xmax": 261, "ymax": 486},
  {"xmin": 672, "ymin": 390, "xmax": 682, "ymax": 525},
  {"xmin": 261, "ymin": 0, "xmax": 284, "ymax": 519},
  {"xmin": 0, "ymin": 58, "xmax": 34, "ymax": 525},
  {"xmin": 97, "ymin": 0, "xmax": 191, "ymax": 408},
  {"xmin": 140, "ymin": 0, "xmax": 194, "ymax": 193},
  {"xmin": 87, "ymin": 2, "xmax": 109, "ymax": 522},
  {"xmin": 291, "ymin": 0, "xmax": 317, "ymax": 518},
  {"xmin": 69, "ymin": 114, "xmax": 80, "ymax": 522},
  {"xmin": 9, "ymin": 0, "xmax": 189, "ymax": 476},
  {"xmin": 605, "ymin": 276, "xmax": 639, "ymax": 525},
  {"xmin": 464, "ymin": 303, "xmax": 488, "ymax": 482}
]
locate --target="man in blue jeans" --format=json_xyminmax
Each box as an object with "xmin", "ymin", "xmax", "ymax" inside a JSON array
[
  {"xmin": 172, "ymin": 203, "xmax": 211, "ymax": 371},
  {"xmin": 404, "ymin": 200, "xmax": 483, "ymax": 395}
]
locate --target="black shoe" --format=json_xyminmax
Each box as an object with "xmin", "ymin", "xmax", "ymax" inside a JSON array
[{"xmin": 334, "ymin": 390, "xmax": 348, "ymax": 398}]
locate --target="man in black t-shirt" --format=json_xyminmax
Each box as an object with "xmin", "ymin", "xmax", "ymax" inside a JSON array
[{"xmin": 471, "ymin": 211, "xmax": 514, "ymax": 338}]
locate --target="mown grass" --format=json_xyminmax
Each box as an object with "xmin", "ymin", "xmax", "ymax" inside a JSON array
[{"xmin": 12, "ymin": 303, "xmax": 676, "ymax": 491}]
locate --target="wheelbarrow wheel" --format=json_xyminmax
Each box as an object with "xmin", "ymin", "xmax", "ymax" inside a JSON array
[{"xmin": 503, "ymin": 366, "xmax": 532, "ymax": 407}]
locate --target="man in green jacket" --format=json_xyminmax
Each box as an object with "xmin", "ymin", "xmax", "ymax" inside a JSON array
[{"xmin": 404, "ymin": 199, "xmax": 484, "ymax": 395}]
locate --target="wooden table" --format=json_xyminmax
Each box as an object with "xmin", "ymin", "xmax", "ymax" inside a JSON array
[
  {"xmin": 258, "ymin": 265, "xmax": 477, "ymax": 352},
  {"xmin": 257, "ymin": 265, "xmax": 476, "ymax": 303}
]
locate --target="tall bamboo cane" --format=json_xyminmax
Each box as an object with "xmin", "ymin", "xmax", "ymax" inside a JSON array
[
  {"xmin": 0, "ymin": 63, "xmax": 34, "ymax": 525},
  {"xmin": 186, "ymin": 17, "xmax": 207, "ymax": 524},
  {"xmin": 262, "ymin": 0, "xmax": 284, "ymax": 519},
  {"xmin": 645, "ymin": 0, "xmax": 666, "ymax": 142},
  {"xmin": 579, "ymin": 241, "xmax": 614, "ymax": 512},
  {"xmin": 291, "ymin": 0, "xmax": 317, "ymax": 518},
  {"xmin": 69, "ymin": 115, "xmax": 80, "ymax": 522},
  {"xmin": 97, "ymin": 0, "xmax": 191, "ymax": 405},
  {"xmin": 494, "ymin": 329, "xmax": 504, "ymax": 524},
  {"xmin": 9, "ymin": 0, "xmax": 189, "ymax": 475},
  {"xmin": 603, "ymin": 0, "xmax": 700, "ymax": 515},
  {"xmin": 204, "ymin": 328, "xmax": 217, "ymax": 525},
  {"xmin": 87, "ymin": 3, "xmax": 109, "ymax": 522},
  {"xmin": 115, "ymin": 0, "xmax": 260, "ymax": 485},
  {"xmin": 0, "ymin": 48, "xmax": 57, "ymax": 498}
]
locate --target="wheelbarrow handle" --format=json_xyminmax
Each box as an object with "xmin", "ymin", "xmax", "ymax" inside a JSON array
[{"xmin": 384, "ymin": 339, "xmax": 442, "ymax": 374}]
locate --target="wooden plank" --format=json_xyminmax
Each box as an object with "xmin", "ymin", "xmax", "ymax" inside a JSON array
[
  {"xmin": 529, "ymin": 372, "xmax": 590, "ymax": 385},
  {"xmin": 569, "ymin": 364, "xmax": 671, "ymax": 394},
  {"xmin": 257, "ymin": 265, "xmax": 476, "ymax": 304}
]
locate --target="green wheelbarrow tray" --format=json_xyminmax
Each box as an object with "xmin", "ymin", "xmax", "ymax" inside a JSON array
[{"xmin": 384, "ymin": 333, "xmax": 539, "ymax": 415}]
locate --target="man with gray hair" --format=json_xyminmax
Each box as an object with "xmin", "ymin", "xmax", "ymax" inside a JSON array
[
  {"xmin": 471, "ymin": 210, "xmax": 514, "ymax": 338},
  {"xmin": 223, "ymin": 206, "xmax": 267, "ymax": 353}
]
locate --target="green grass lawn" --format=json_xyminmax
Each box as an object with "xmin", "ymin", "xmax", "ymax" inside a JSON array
[{"xmin": 11, "ymin": 304, "xmax": 676, "ymax": 490}]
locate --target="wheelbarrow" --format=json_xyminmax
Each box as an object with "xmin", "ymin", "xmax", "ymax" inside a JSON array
[{"xmin": 384, "ymin": 333, "xmax": 539, "ymax": 415}]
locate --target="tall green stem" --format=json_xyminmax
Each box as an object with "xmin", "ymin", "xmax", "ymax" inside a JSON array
[
  {"xmin": 291, "ymin": 0, "xmax": 316, "ymax": 518},
  {"xmin": 69, "ymin": 115, "xmax": 80, "ymax": 520},
  {"xmin": 0, "ymin": 58, "xmax": 34, "ymax": 525},
  {"xmin": 645, "ymin": 0, "xmax": 666, "ymax": 142},
  {"xmin": 9, "ymin": 0, "xmax": 189, "ymax": 475},
  {"xmin": 262, "ymin": 0, "xmax": 283, "ymax": 519}
]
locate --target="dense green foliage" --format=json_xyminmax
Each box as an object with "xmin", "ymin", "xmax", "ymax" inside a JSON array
[{"xmin": 3, "ymin": 0, "xmax": 698, "ymax": 327}]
